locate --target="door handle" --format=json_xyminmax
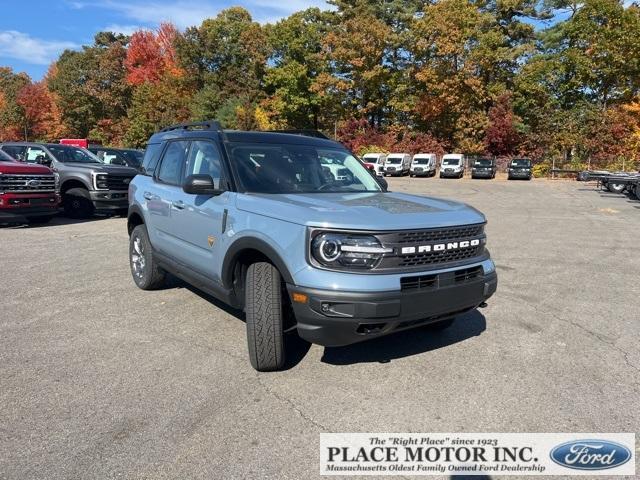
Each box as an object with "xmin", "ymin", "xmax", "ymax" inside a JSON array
[
  {"xmin": 171, "ymin": 200, "xmax": 185, "ymax": 210},
  {"xmin": 143, "ymin": 191, "xmax": 156, "ymax": 200}
]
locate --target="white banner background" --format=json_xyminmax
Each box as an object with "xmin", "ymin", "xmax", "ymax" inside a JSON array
[{"xmin": 320, "ymin": 433, "xmax": 636, "ymax": 476}]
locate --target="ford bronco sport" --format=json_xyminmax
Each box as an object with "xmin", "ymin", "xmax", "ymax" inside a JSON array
[
  {"xmin": 127, "ymin": 121, "xmax": 497, "ymax": 371},
  {"xmin": 1, "ymin": 142, "xmax": 138, "ymax": 218}
]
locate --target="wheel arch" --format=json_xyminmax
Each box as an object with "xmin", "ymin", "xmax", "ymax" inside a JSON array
[
  {"xmin": 222, "ymin": 237, "xmax": 295, "ymax": 306},
  {"xmin": 60, "ymin": 177, "xmax": 90, "ymax": 194},
  {"xmin": 127, "ymin": 204, "xmax": 145, "ymax": 235}
]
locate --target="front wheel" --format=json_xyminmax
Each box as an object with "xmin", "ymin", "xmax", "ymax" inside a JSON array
[
  {"xmin": 63, "ymin": 188, "xmax": 94, "ymax": 219},
  {"xmin": 246, "ymin": 262, "xmax": 286, "ymax": 371},
  {"xmin": 129, "ymin": 224, "xmax": 166, "ymax": 290}
]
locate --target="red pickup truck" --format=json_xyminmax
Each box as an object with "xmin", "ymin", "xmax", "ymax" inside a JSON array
[{"xmin": 0, "ymin": 149, "xmax": 59, "ymax": 224}]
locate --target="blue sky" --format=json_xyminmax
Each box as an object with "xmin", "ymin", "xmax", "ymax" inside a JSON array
[{"xmin": 0, "ymin": 0, "xmax": 329, "ymax": 80}]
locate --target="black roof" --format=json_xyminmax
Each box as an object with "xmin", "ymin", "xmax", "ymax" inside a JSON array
[{"xmin": 148, "ymin": 120, "xmax": 342, "ymax": 148}]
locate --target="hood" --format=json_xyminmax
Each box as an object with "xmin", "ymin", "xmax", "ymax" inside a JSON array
[
  {"xmin": 236, "ymin": 191, "xmax": 485, "ymax": 230},
  {"xmin": 0, "ymin": 161, "xmax": 53, "ymax": 175},
  {"xmin": 62, "ymin": 162, "xmax": 138, "ymax": 175}
]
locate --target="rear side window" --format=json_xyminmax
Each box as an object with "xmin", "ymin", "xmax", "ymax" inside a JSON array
[
  {"xmin": 141, "ymin": 143, "xmax": 162, "ymax": 176},
  {"xmin": 1, "ymin": 145, "xmax": 26, "ymax": 161},
  {"xmin": 157, "ymin": 141, "xmax": 189, "ymax": 186}
]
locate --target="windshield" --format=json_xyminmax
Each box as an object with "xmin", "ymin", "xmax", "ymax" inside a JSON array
[
  {"xmin": 511, "ymin": 159, "xmax": 531, "ymax": 167},
  {"xmin": 413, "ymin": 158, "xmax": 430, "ymax": 165},
  {"xmin": 474, "ymin": 159, "xmax": 492, "ymax": 166},
  {"xmin": 387, "ymin": 157, "xmax": 402, "ymax": 164},
  {"xmin": 230, "ymin": 144, "xmax": 381, "ymax": 194},
  {"xmin": 0, "ymin": 149, "xmax": 15, "ymax": 162},
  {"xmin": 48, "ymin": 145, "xmax": 102, "ymax": 163},
  {"xmin": 443, "ymin": 158, "xmax": 460, "ymax": 165}
]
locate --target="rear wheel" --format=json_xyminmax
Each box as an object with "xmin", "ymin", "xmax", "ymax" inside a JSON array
[
  {"xmin": 63, "ymin": 188, "xmax": 94, "ymax": 218},
  {"xmin": 129, "ymin": 224, "xmax": 166, "ymax": 290},
  {"xmin": 246, "ymin": 262, "xmax": 286, "ymax": 372}
]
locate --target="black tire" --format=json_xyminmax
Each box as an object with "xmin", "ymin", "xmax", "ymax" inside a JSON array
[
  {"xmin": 426, "ymin": 318, "xmax": 455, "ymax": 331},
  {"xmin": 245, "ymin": 262, "xmax": 286, "ymax": 372},
  {"xmin": 129, "ymin": 224, "xmax": 165, "ymax": 290},
  {"xmin": 27, "ymin": 216, "xmax": 52, "ymax": 225},
  {"xmin": 608, "ymin": 183, "xmax": 625, "ymax": 194},
  {"xmin": 63, "ymin": 188, "xmax": 95, "ymax": 218}
]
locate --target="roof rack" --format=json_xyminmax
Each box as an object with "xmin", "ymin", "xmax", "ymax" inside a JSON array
[
  {"xmin": 269, "ymin": 129, "xmax": 331, "ymax": 140},
  {"xmin": 160, "ymin": 120, "xmax": 223, "ymax": 133}
]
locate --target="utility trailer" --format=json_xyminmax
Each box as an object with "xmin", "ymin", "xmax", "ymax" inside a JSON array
[
  {"xmin": 599, "ymin": 174, "xmax": 640, "ymax": 200},
  {"xmin": 582, "ymin": 171, "xmax": 639, "ymax": 195}
]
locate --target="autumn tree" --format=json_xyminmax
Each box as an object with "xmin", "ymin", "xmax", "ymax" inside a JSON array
[
  {"xmin": 48, "ymin": 32, "xmax": 131, "ymax": 138},
  {"xmin": 176, "ymin": 7, "xmax": 268, "ymax": 125}
]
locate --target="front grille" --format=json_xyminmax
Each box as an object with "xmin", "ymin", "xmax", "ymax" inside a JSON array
[
  {"xmin": 400, "ymin": 265, "xmax": 483, "ymax": 291},
  {"xmin": 395, "ymin": 224, "xmax": 484, "ymax": 244},
  {"xmin": 401, "ymin": 273, "xmax": 437, "ymax": 291},
  {"xmin": 0, "ymin": 174, "xmax": 56, "ymax": 193},
  {"xmin": 106, "ymin": 175, "xmax": 134, "ymax": 190},
  {"xmin": 374, "ymin": 223, "xmax": 486, "ymax": 272},
  {"xmin": 397, "ymin": 246, "xmax": 483, "ymax": 267}
]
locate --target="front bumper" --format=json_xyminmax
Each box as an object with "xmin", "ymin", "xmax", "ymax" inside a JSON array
[
  {"xmin": 440, "ymin": 170, "xmax": 462, "ymax": 177},
  {"xmin": 0, "ymin": 206, "xmax": 58, "ymax": 222},
  {"xmin": 384, "ymin": 168, "xmax": 402, "ymax": 176},
  {"xmin": 472, "ymin": 170, "xmax": 493, "ymax": 178},
  {"xmin": 89, "ymin": 190, "xmax": 129, "ymax": 210},
  {"xmin": 288, "ymin": 268, "xmax": 497, "ymax": 347},
  {"xmin": 509, "ymin": 170, "xmax": 531, "ymax": 178},
  {"xmin": 411, "ymin": 169, "xmax": 432, "ymax": 176}
]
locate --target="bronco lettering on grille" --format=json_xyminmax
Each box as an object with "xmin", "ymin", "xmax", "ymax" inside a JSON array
[{"xmin": 400, "ymin": 238, "xmax": 481, "ymax": 255}]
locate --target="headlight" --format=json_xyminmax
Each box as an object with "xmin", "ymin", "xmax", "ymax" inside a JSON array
[
  {"xmin": 54, "ymin": 172, "xmax": 60, "ymax": 190},
  {"xmin": 94, "ymin": 173, "xmax": 109, "ymax": 190},
  {"xmin": 311, "ymin": 232, "xmax": 392, "ymax": 269}
]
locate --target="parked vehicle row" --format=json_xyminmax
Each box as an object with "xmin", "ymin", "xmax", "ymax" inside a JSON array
[
  {"xmin": 362, "ymin": 152, "xmax": 532, "ymax": 180},
  {"xmin": 0, "ymin": 142, "xmax": 140, "ymax": 221}
]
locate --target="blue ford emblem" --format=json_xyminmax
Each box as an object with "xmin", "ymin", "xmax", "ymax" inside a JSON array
[{"xmin": 550, "ymin": 439, "xmax": 631, "ymax": 470}]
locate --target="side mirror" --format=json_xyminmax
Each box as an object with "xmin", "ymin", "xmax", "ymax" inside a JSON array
[{"xmin": 183, "ymin": 174, "xmax": 223, "ymax": 195}]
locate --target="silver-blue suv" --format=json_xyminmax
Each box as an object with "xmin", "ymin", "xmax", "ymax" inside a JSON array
[{"xmin": 127, "ymin": 121, "xmax": 497, "ymax": 371}]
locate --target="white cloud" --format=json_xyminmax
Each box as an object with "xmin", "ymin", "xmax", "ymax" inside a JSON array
[
  {"xmin": 103, "ymin": 24, "xmax": 145, "ymax": 36},
  {"xmin": 0, "ymin": 31, "xmax": 77, "ymax": 65},
  {"xmin": 72, "ymin": 0, "xmax": 330, "ymax": 29}
]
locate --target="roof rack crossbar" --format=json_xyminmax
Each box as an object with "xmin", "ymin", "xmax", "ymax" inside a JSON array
[{"xmin": 160, "ymin": 120, "xmax": 222, "ymax": 133}]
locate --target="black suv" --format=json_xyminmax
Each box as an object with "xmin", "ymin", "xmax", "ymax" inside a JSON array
[
  {"xmin": 471, "ymin": 158, "xmax": 497, "ymax": 179},
  {"xmin": 508, "ymin": 158, "xmax": 532, "ymax": 180}
]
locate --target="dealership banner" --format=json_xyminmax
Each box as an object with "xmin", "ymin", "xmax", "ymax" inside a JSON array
[{"xmin": 320, "ymin": 433, "xmax": 635, "ymax": 476}]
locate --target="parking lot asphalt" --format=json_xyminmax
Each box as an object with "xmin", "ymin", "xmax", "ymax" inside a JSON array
[{"xmin": 1, "ymin": 176, "xmax": 639, "ymax": 479}]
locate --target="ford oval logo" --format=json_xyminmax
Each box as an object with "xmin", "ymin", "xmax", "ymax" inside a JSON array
[
  {"xmin": 550, "ymin": 439, "xmax": 632, "ymax": 470},
  {"xmin": 27, "ymin": 179, "xmax": 41, "ymax": 187}
]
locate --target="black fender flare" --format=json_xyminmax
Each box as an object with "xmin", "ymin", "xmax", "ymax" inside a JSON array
[
  {"xmin": 222, "ymin": 237, "xmax": 295, "ymax": 289},
  {"xmin": 60, "ymin": 177, "xmax": 91, "ymax": 193}
]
